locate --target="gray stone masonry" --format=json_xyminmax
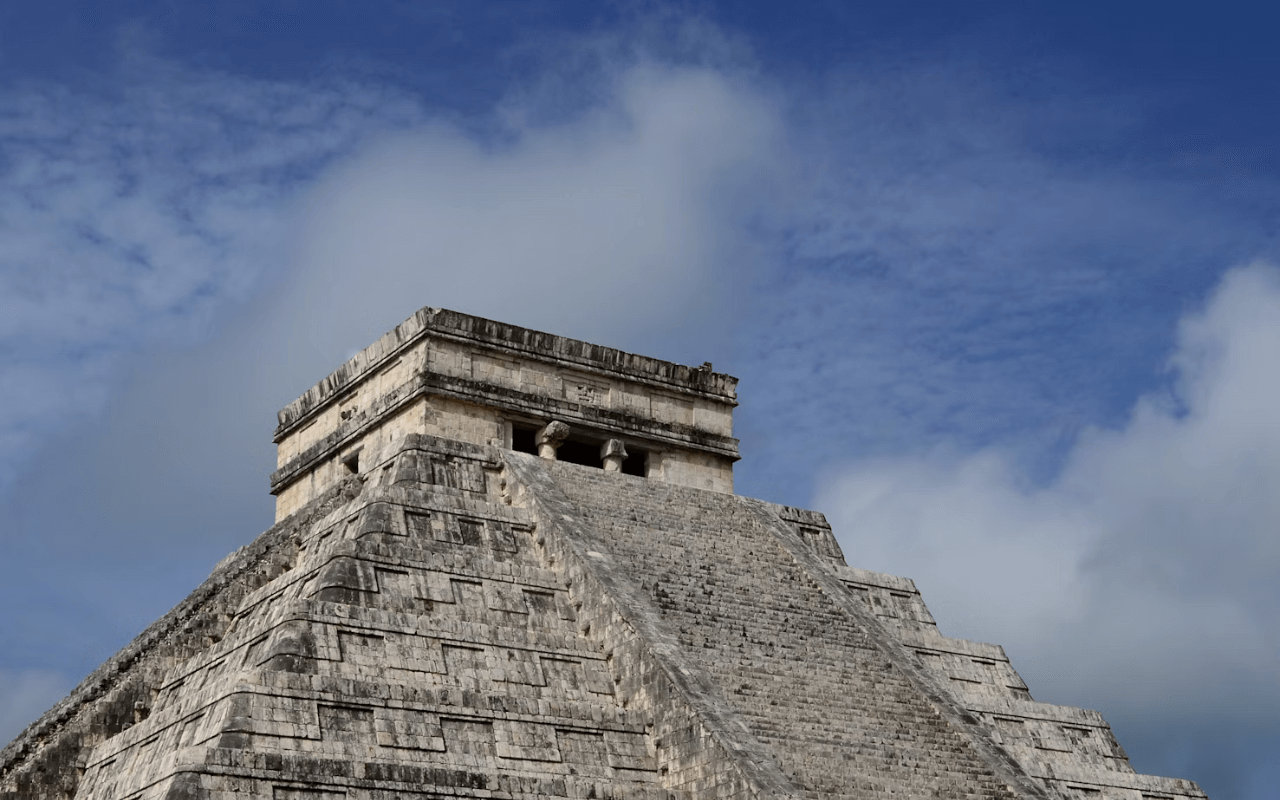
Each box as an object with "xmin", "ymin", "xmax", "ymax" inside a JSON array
[
  {"xmin": 268, "ymin": 307, "xmax": 740, "ymax": 517},
  {"xmin": 0, "ymin": 309, "xmax": 1209, "ymax": 800}
]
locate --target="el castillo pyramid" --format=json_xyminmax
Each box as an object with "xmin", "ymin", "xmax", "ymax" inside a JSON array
[{"xmin": 1, "ymin": 308, "xmax": 1208, "ymax": 800}]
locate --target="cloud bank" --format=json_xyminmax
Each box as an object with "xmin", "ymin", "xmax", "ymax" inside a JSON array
[{"xmin": 817, "ymin": 263, "xmax": 1280, "ymax": 750}]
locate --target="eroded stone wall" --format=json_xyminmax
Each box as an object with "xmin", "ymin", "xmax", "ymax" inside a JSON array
[{"xmin": 33, "ymin": 435, "xmax": 731, "ymax": 800}]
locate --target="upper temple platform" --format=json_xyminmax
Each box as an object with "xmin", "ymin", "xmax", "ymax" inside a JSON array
[{"xmin": 270, "ymin": 307, "xmax": 741, "ymax": 519}]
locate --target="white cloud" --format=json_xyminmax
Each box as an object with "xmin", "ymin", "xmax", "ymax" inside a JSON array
[
  {"xmin": 817, "ymin": 263, "xmax": 1280, "ymax": 721},
  {"xmin": 3, "ymin": 56, "xmax": 786, "ymax": 550},
  {"xmin": 281, "ymin": 61, "xmax": 782, "ymax": 363}
]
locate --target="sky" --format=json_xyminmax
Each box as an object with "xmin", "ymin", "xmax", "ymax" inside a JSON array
[{"xmin": 1, "ymin": 3, "xmax": 1277, "ymax": 798}]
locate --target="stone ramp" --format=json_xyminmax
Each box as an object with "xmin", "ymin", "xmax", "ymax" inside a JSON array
[
  {"xmin": 513, "ymin": 453, "xmax": 1208, "ymax": 800},
  {"xmin": 511, "ymin": 454, "xmax": 1032, "ymax": 800}
]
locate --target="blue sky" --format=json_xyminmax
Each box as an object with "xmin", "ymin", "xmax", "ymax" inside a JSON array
[{"xmin": 1, "ymin": 3, "xmax": 1278, "ymax": 798}]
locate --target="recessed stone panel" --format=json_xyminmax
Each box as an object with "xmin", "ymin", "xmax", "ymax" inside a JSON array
[
  {"xmin": 375, "ymin": 708, "xmax": 445, "ymax": 752},
  {"xmin": 495, "ymin": 720, "xmax": 561, "ymax": 762},
  {"xmin": 318, "ymin": 704, "xmax": 375, "ymax": 742},
  {"xmin": 274, "ymin": 788, "xmax": 347, "ymax": 800},
  {"xmin": 556, "ymin": 730, "xmax": 608, "ymax": 769},
  {"xmin": 441, "ymin": 718, "xmax": 495, "ymax": 757},
  {"xmin": 540, "ymin": 657, "xmax": 585, "ymax": 693},
  {"xmin": 604, "ymin": 730, "xmax": 654, "ymax": 771}
]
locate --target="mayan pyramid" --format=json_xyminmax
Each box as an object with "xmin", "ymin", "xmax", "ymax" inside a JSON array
[{"xmin": 1, "ymin": 308, "xmax": 1208, "ymax": 800}]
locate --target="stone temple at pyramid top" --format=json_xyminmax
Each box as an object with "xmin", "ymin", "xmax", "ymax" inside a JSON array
[{"xmin": 271, "ymin": 307, "xmax": 740, "ymax": 519}]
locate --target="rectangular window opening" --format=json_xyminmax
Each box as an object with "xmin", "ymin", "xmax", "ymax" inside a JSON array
[
  {"xmin": 556, "ymin": 438, "xmax": 603, "ymax": 468},
  {"xmin": 511, "ymin": 425, "xmax": 538, "ymax": 455},
  {"xmin": 509, "ymin": 423, "xmax": 649, "ymax": 477},
  {"xmin": 621, "ymin": 447, "xmax": 647, "ymax": 476}
]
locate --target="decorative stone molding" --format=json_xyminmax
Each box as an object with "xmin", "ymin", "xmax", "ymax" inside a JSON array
[
  {"xmin": 600, "ymin": 439, "xmax": 628, "ymax": 472},
  {"xmin": 535, "ymin": 421, "xmax": 570, "ymax": 459}
]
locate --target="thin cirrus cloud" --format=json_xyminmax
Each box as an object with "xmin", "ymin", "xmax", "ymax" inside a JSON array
[
  {"xmin": 0, "ymin": 67, "xmax": 433, "ymax": 499},
  {"xmin": 730, "ymin": 59, "xmax": 1278, "ymax": 508}
]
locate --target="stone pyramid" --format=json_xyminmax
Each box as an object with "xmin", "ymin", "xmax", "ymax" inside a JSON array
[{"xmin": 1, "ymin": 308, "xmax": 1208, "ymax": 800}]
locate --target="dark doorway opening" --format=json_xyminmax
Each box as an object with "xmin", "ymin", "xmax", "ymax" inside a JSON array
[
  {"xmin": 509, "ymin": 422, "xmax": 647, "ymax": 476},
  {"xmin": 621, "ymin": 448, "xmax": 647, "ymax": 476},
  {"xmin": 512, "ymin": 425, "xmax": 538, "ymax": 455},
  {"xmin": 556, "ymin": 439, "xmax": 603, "ymax": 468}
]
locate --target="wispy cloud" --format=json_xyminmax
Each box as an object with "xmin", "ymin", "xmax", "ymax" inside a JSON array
[
  {"xmin": 731, "ymin": 59, "xmax": 1280, "ymax": 504},
  {"xmin": 0, "ymin": 63, "xmax": 431, "ymax": 497}
]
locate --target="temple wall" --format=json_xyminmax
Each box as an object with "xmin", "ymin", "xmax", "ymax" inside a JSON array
[{"xmin": 270, "ymin": 309, "xmax": 740, "ymax": 522}]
